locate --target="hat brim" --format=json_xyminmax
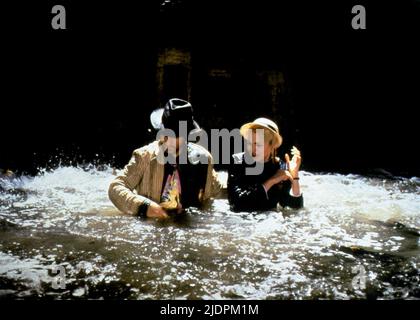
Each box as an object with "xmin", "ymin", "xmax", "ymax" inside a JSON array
[
  {"xmin": 150, "ymin": 108, "xmax": 202, "ymax": 134},
  {"xmin": 240, "ymin": 123, "xmax": 283, "ymax": 148},
  {"xmin": 150, "ymin": 108, "xmax": 164, "ymax": 130}
]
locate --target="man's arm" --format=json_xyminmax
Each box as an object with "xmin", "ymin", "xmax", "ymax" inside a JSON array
[
  {"xmin": 202, "ymin": 154, "xmax": 223, "ymax": 200},
  {"xmin": 210, "ymin": 165, "xmax": 223, "ymax": 198},
  {"xmin": 108, "ymin": 149, "xmax": 150, "ymax": 215}
]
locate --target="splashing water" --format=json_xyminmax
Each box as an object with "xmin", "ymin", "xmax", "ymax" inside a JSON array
[{"xmin": 0, "ymin": 166, "xmax": 419, "ymax": 299}]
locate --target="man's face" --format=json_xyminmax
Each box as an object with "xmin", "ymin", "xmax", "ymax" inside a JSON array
[{"xmin": 165, "ymin": 136, "xmax": 185, "ymax": 156}]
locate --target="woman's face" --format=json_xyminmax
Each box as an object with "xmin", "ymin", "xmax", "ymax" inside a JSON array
[{"xmin": 244, "ymin": 130, "xmax": 272, "ymax": 163}]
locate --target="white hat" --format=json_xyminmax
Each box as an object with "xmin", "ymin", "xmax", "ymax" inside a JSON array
[{"xmin": 240, "ymin": 117, "xmax": 283, "ymax": 148}]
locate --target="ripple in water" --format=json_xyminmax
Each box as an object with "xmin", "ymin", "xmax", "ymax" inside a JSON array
[{"xmin": 0, "ymin": 166, "xmax": 419, "ymax": 299}]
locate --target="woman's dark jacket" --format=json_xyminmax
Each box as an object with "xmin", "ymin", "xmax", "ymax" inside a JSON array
[{"xmin": 227, "ymin": 152, "xmax": 304, "ymax": 212}]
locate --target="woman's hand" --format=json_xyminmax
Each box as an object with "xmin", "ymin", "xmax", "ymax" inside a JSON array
[
  {"xmin": 146, "ymin": 202, "xmax": 169, "ymax": 219},
  {"xmin": 285, "ymin": 146, "xmax": 302, "ymax": 179},
  {"xmin": 263, "ymin": 169, "xmax": 293, "ymax": 191},
  {"xmin": 271, "ymin": 169, "xmax": 294, "ymax": 184}
]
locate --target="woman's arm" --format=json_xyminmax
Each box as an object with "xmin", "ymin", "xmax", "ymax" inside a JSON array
[
  {"xmin": 227, "ymin": 165, "xmax": 269, "ymax": 212},
  {"xmin": 277, "ymin": 180, "xmax": 304, "ymax": 209},
  {"xmin": 264, "ymin": 146, "xmax": 304, "ymax": 209}
]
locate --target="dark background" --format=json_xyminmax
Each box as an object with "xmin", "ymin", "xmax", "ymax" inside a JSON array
[{"xmin": 1, "ymin": 0, "xmax": 419, "ymax": 177}]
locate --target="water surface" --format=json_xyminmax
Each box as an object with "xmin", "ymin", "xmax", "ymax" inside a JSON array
[{"xmin": 0, "ymin": 166, "xmax": 419, "ymax": 299}]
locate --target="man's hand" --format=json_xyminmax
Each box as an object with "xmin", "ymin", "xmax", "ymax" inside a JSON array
[{"xmin": 146, "ymin": 202, "xmax": 169, "ymax": 219}]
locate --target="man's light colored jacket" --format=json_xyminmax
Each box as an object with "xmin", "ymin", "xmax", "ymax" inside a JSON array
[{"xmin": 109, "ymin": 141, "xmax": 222, "ymax": 215}]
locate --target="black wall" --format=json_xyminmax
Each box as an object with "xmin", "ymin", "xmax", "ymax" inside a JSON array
[{"xmin": 2, "ymin": 1, "xmax": 419, "ymax": 177}]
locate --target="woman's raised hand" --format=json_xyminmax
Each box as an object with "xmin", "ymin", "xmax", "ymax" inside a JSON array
[{"xmin": 285, "ymin": 146, "xmax": 302, "ymax": 179}]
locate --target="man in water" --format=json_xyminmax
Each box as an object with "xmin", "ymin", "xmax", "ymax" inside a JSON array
[{"xmin": 108, "ymin": 98, "xmax": 222, "ymax": 219}]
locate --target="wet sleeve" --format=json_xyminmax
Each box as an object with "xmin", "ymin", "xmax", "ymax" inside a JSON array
[
  {"xmin": 276, "ymin": 181, "xmax": 304, "ymax": 209},
  {"xmin": 227, "ymin": 166, "xmax": 268, "ymax": 212},
  {"xmin": 108, "ymin": 150, "xmax": 151, "ymax": 215},
  {"xmin": 203, "ymin": 157, "xmax": 223, "ymax": 200},
  {"xmin": 210, "ymin": 168, "xmax": 223, "ymax": 198}
]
